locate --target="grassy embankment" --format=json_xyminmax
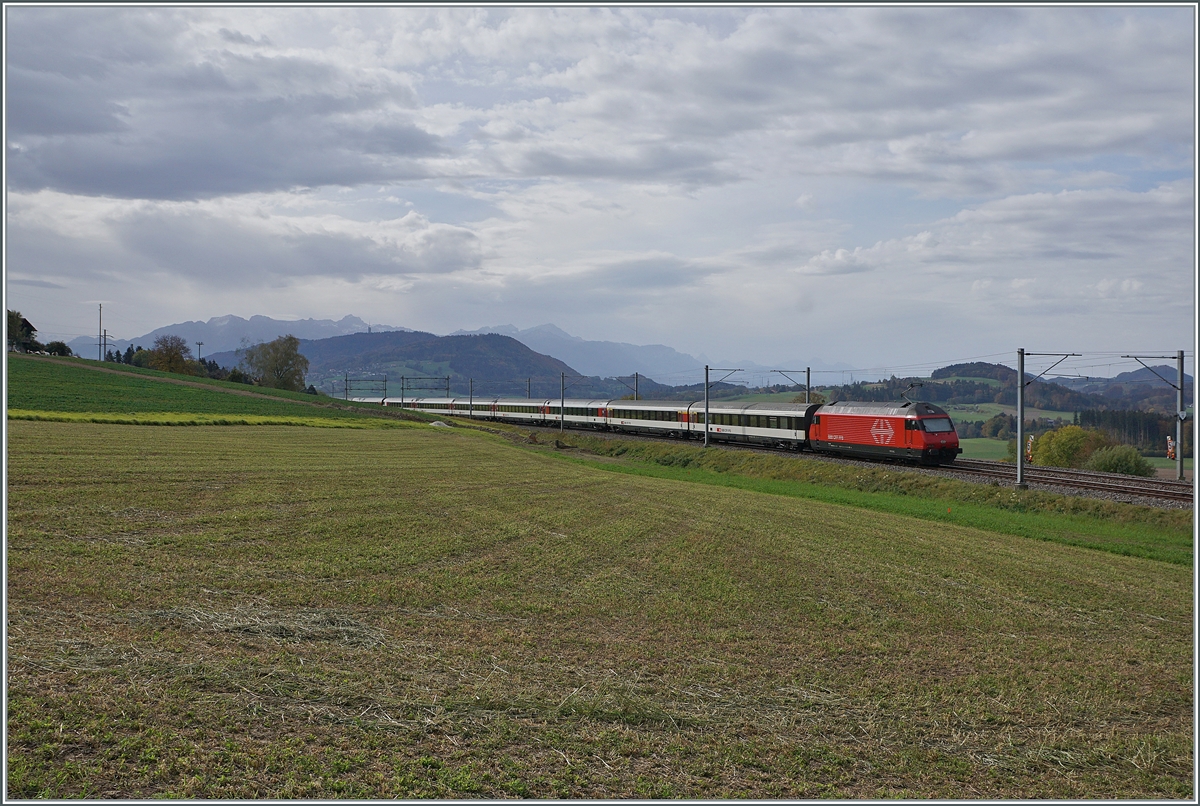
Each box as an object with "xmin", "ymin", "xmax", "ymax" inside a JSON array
[
  {"xmin": 5, "ymin": 355, "xmax": 419, "ymax": 425},
  {"xmin": 5, "ymin": 355, "xmax": 1194, "ymax": 797}
]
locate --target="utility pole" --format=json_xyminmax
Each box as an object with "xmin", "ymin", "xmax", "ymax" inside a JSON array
[
  {"xmin": 1123, "ymin": 350, "xmax": 1190, "ymax": 481},
  {"xmin": 1017, "ymin": 349, "xmax": 1081, "ymax": 488},
  {"xmin": 102, "ymin": 329, "xmax": 110, "ymax": 361},
  {"xmin": 446, "ymin": 376, "xmax": 450, "ymax": 397},
  {"xmin": 1016, "ymin": 349, "xmax": 1025, "ymax": 488},
  {"xmin": 1179, "ymin": 349, "xmax": 1186, "ymax": 482},
  {"xmin": 703, "ymin": 366, "xmax": 743, "ymax": 447},
  {"xmin": 97, "ymin": 304, "xmax": 102, "ymax": 361},
  {"xmin": 344, "ymin": 372, "xmax": 349, "ymax": 400},
  {"xmin": 196, "ymin": 341, "xmax": 204, "ymax": 361},
  {"xmin": 527, "ymin": 377, "xmax": 531, "ymax": 399},
  {"xmin": 469, "ymin": 378, "xmax": 474, "ymax": 419},
  {"xmin": 806, "ymin": 367, "xmax": 811, "ymax": 404},
  {"xmin": 634, "ymin": 372, "xmax": 639, "ymax": 401},
  {"xmin": 560, "ymin": 372, "xmax": 565, "ymax": 433}
]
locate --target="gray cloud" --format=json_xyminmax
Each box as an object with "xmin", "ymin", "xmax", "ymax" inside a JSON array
[
  {"xmin": 7, "ymin": 277, "xmax": 67, "ymax": 289},
  {"xmin": 8, "ymin": 7, "xmax": 1191, "ymax": 202},
  {"xmin": 4, "ymin": 7, "xmax": 1192, "ymax": 369},
  {"xmin": 7, "ymin": 9, "xmax": 437, "ymax": 200}
]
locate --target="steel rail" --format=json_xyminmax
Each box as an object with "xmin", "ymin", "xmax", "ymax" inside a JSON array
[{"xmin": 952, "ymin": 459, "xmax": 1193, "ymax": 502}]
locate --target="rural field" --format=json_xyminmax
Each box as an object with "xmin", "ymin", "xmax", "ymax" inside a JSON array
[{"xmin": 5, "ymin": 358, "xmax": 1195, "ymax": 798}]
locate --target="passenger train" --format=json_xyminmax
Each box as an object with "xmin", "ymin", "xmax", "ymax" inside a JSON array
[{"xmin": 357, "ymin": 395, "xmax": 963, "ymax": 465}]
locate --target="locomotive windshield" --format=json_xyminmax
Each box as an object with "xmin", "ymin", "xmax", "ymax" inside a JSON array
[{"xmin": 920, "ymin": 418, "xmax": 955, "ymax": 433}]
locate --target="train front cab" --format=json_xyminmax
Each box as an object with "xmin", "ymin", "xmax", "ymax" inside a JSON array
[{"xmin": 906, "ymin": 409, "xmax": 961, "ymax": 464}]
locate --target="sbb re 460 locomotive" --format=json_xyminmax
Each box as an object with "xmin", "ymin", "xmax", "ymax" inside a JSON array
[{"xmin": 362, "ymin": 394, "xmax": 963, "ymax": 466}]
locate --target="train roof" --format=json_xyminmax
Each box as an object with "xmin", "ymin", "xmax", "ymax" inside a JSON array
[
  {"xmin": 820, "ymin": 401, "xmax": 950, "ymax": 417},
  {"xmin": 386, "ymin": 396, "xmax": 815, "ymax": 413},
  {"xmin": 606, "ymin": 399, "xmax": 815, "ymax": 412},
  {"xmin": 372, "ymin": 396, "xmax": 949, "ymax": 419}
]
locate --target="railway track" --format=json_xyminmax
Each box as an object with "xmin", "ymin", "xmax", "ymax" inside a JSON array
[{"xmin": 951, "ymin": 459, "xmax": 1194, "ymax": 503}]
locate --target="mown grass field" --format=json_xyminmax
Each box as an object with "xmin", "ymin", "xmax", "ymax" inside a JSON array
[
  {"xmin": 941, "ymin": 403, "xmax": 1075, "ymax": 423},
  {"xmin": 4, "ymin": 358, "xmax": 1194, "ymax": 797}
]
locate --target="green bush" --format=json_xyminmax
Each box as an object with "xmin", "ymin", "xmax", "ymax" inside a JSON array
[
  {"xmin": 1032, "ymin": 425, "xmax": 1111, "ymax": 468},
  {"xmin": 1083, "ymin": 445, "xmax": 1155, "ymax": 477}
]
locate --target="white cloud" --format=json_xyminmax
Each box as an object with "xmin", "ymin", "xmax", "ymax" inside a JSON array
[{"xmin": 797, "ymin": 248, "xmax": 876, "ymax": 276}]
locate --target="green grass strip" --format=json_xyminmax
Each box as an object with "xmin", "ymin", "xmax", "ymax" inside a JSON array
[
  {"xmin": 565, "ymin": 456, "xmax": 1191, "ymax": 565},
  {"xmin": 6, "ymin": 410, "xmax": 411, "ymax": 429},
  {"xmin": 525, "ymin": 434, "xmax": 1192, "ymax": 566}
]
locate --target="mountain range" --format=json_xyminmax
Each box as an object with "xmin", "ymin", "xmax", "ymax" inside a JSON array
[
  {"xmin": 78, "ymin": 314, "xmax": 846, "ymax": 384},
  {"xmin": 1050, "ymin": 366, "xmax": 1192, "ymax": 396},
  {"xmin": 64, "ymin": 313, "xmax": 1191, "ymax": 410},
  {"xmin": 449, "ymin": 323, "xmax": 704, "ymax": 381},
  {"xmin": 205, "ymin": 331, "xmax": 682, "ymax": 400},
  {"xmin": 67, "ymin": 314, "xmax": 408, "ymax": 359}
]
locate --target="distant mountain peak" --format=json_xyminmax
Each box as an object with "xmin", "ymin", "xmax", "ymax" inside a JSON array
[{"xmin": 522, "ymin": 323, "xmax": 579, "ymax": 340}]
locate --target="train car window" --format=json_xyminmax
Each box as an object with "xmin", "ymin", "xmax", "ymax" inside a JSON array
[
  {"xmin": 812, "ymin": 415, "xmax": 820, "ymax": 424},
  {"xmin": 922, "ymin": 418, "xmax": 955, "ymax": 432},
  {"xmin": 769, "ymin": 417, "xmax": 778, "ymax": 429}
]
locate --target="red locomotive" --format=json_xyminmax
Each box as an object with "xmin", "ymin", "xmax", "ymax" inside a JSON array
[{"xmin": 805, "ymin": 401, "xmax": 962, "ymax": 465}]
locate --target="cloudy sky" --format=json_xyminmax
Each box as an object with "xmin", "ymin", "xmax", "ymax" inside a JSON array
[{"xmin": 4, "ymin": 6, "xmax": 1195, "ymax": 377}]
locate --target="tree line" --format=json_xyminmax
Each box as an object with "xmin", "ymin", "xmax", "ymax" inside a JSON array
[
  {"xmin": 1078, "ymin": 409, "xmax": 1191, "ymax": 456},
  {"xmin": 820, "ymin": 373, "xmax": 1105, "ymax": 412},
  {"xmin": 112, "ymin": 334, "xmax": 314, "ymax": 392}
]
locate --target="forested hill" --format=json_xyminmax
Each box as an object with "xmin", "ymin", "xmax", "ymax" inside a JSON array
[
  {"xmin": 837, "ymin": 361, "xmax": 1188, "ymax": 413},
  {"xmin": 931, "ymin": 362, "xmax": 1021, "ymax": 382},
  {"xmin": 824, "ymin": 372, "xmax": 1103, "ymax": 411}
]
